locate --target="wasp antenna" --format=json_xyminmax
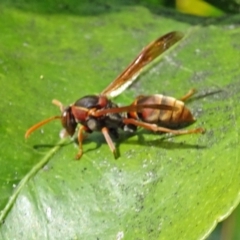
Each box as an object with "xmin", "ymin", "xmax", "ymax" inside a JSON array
[
  {"xmin": 25, "ymin": 116, "xmax": 61, "ymax": 139},
  {"xmin": 52, "ymin": 99, "xmax": 64, "ymax": 112}
]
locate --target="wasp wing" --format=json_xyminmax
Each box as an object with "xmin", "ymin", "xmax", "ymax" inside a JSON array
[{"xmin": 101, "ymin": 31, "xmax": 184, "ymax": 98}]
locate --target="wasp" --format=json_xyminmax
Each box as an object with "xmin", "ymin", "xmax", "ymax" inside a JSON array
[{"xmin": 25, "ymin": 31, "xmax": 205, "ymax": 159}]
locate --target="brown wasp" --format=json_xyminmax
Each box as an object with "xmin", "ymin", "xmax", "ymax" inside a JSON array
[{"xmin": 25, "ymin": 31, "xmax": 205, "ymax": 159}]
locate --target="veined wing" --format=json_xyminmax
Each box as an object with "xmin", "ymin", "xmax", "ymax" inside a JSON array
[{"xmin": 101, "ymin": 31, "xmax": 184, "ymax": 98}]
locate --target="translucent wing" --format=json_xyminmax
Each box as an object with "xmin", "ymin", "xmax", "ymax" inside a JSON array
[{"xmin": 101, "ymin": 31, "xmax": 184, "ymax": 98}]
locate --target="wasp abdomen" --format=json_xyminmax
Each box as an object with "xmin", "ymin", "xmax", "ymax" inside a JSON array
[{"xmin": 135, "ymin": 94, "xmax": 195, "ymax": 128}]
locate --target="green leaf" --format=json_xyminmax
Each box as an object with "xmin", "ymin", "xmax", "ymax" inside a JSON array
[{"xmin": 0, "ymin": 3, "xmax": 240, "ymax": 239}]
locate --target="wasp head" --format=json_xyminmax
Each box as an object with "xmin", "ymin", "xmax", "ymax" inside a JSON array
[
  {"xmin": 25, "ymin": 99, "xmax": 77, "ymax": 139},
  {"xmin": 61, "ymin": 106, "xmax": 77, "ymax": 137}
]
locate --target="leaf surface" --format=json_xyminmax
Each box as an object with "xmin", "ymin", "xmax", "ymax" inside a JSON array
[{"xmin": 0, "ymin": 3, "xmax": 240, "ymax": 240}]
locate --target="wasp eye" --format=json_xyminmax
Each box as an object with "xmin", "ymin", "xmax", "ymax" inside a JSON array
[{"xmin": 61, "ymin": 107, "xmax": 77, "ymax": 136}]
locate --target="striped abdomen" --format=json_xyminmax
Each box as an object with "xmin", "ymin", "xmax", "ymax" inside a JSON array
[{"xmin": 131, "ymin": 94, "xmax": 195, "ymax": 128}]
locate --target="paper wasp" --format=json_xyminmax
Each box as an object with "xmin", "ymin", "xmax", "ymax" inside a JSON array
[{"xmin": 25, "ymin": 31, "xmax": 205, "ymax": 159}]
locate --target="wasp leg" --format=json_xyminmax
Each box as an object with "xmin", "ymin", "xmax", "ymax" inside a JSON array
[
  {"xmin": 179, "ymin": 89, "xmax": 196, "ymax": 102},
  {"xmin": 75, "ymin": 125, "xmax": 88, "ymax": 160},
  {"xmin": 123, "ymin": 118, "xmax": 205, "ymax": 135},
  {"xmin": 101, "ymin": 127, "xmax": 117, "ymax": 157}
]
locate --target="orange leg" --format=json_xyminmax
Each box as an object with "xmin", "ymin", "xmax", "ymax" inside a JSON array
[
  {"xmin": 75, "ymin": 125, "xmax": 87, "ymax": 160},
  {"xmin": 123, "ymin": 118, "xmax": 205, "ymax": 135},
  {"xmin": 101, "ymin": 127, "xmax": 117, "ymax": 157},
  {"xmin": 179, "ymin": 89, "xmax": 196, "ymax": 102}
]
